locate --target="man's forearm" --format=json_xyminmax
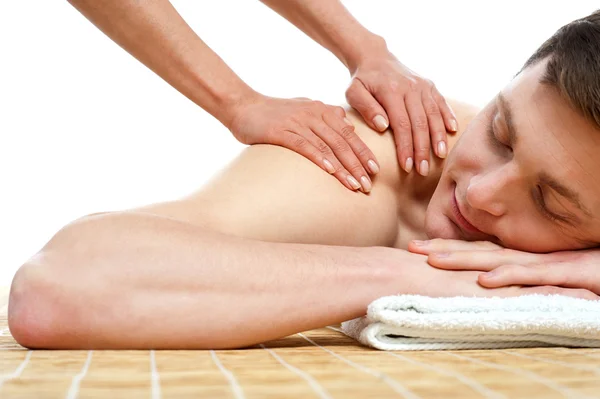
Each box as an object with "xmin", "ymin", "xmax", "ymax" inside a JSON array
[
  {"xmin": 67, "ymin": 0, "xmax": 255, "ymax": 127},
  {"xmin": 260, "ymin": 0, "xmax": 388, "ymax": 73},
  {"xmin": 9, "ymin": 211, "xmax": 400, "ymax": 349}
]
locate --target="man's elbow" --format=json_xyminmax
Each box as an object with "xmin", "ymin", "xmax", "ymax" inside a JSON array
[
  {"xmin": 8, "ymin": 256, "xmax": 64, "ymax": 349},
  {"xmin": 7, "ymin": 216, "xmax": 97, "ymax": 349}
]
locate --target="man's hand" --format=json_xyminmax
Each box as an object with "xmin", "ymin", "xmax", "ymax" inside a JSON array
[
  {"xmin": 371, "ymin": 246, "xmax": 598, "ymax": 300},
  {"xmin": 407, "ymin": 239, "xmax": 600, "ymax": 296},
  {"xmin": 228, "ymin": 93, "xmax": 379, "ymax": 193},
  {"xmin": 346, "ymin": 52, "xmax": 458, "ymax": 176}
]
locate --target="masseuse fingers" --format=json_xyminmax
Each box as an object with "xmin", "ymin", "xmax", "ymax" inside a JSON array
[
  {"xmin": 378, "ymin": 91, "xmax": 414, "ymax": 174},
  {"xmin": 408, "ymin": 238, "xmax": 502, "ymax": 255},
  {"xmin": 310, "ymin": 119, "xmax": 372, "ymax": 193},
  {"xmin": 426, "ymin": 249, "xmax": 542, "ymax": 270},
  {"xmin": 432, "ymin": 86, "xmax": 459, "ymax": 134},
  {"xmin": 345, "ymin": 78, "xmax": 389, "ymax": 133},
  {"xmin": 322, "ymin": 108, "xmax": 380, "ymax": 176},
  {"xmin": 404, "ymin": 91, "xmax": 432, "ymax": 176},
  {"xmin": 422, "ymin": 91, "xmax": 448, "ymax": 159},
  {"xmin": 297, "ymin": 126, "xmax": 362, "ymax": 192},
  {"xmin": 272, "ymin": 129, "xmax": 356, "ymax": 192}
]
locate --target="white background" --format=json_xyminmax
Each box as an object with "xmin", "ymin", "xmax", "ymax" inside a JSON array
[{"xmin": 1, "ymin": 1, "xmax": 597, "ymax": 285}]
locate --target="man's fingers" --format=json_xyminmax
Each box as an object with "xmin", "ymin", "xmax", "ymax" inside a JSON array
[
  {"xmin": 432, "ymin": 87, "xmax": 458, "ymax": 133},
  {"xmin": 345, "ymin": 78, "xmax": 389, "ymax": 132},
  {"xmin": 427, "ymin": 248, "xmax": 541, "ymax": 270},
  {"xmin": 422, "ymin": 91, "xmax": 448, "ymax": 159},
  {"xmin": 479, "ymin": 262, "xmax": 594, "ymax": 292},
  {"xmin": 408, "ymin": 238, "xmax": 501, "ymax": 255},
  {"xmin": 322, "ymin": 108, "xmax": 380, "ymax": 175},
  {"xmin": 426, "ymin": 250, "xmax": 508, "ymax": 271},
  {"xmin": 478, "ymin": 265, "xmax": 565, "ymax": 288},
  {"xmin": 405, "ymin": 91, "xmax": 430, "ymax": 176}
]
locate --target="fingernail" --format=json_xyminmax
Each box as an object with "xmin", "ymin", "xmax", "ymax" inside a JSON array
[
  {"xmin": 360, "ymin": 176, "xmax": 372, "ymax": 193},
  {"xmin": 434, "ymin": 252, "xmax": 450, "ymax": 258},
  {"xmin": 323, "ymin": 159, "xmax": 335, "ymax": 174},
  {"xmin": 437, "ymin": 141, "xmax": 447, "ymax": 158},
  {"xmin": 373, "ymin": 115, "xmax": 388, "ymax": 131},
  {"xmin": 450, "ymin": 119, "xmax": 458, "ymax": 132},
  {"xmin": 412, "ymin": 240, "xmax": 429, "ymax": 246},
  {"xmin": 343, "ymin": 117, "xmax": 353, "ymax": 126},
  {"xmin": 419, "ymin": 160, "xmax": 429, "ymax": 176},
  {"xmin": 404, "ymin": 157, "xmax": 413, "ymax": 173},
  {"xmin": 367, "ymin": 159, "xmax": 380, "ymax": 174},
  {"xmin": 347, "ymin": 175, "xmax": 361, "ymax": 190}
]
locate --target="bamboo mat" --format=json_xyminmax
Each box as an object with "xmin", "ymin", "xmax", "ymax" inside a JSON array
[{"xmin": 2, "ymin": 287, "xmax": 600, "ymax": 398}]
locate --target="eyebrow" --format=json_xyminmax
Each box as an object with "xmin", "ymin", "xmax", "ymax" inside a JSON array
[{"xmin": 497, "ymin": 93, "xmax": 593, "ymax": 219}]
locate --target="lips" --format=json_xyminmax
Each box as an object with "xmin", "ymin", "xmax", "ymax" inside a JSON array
[{"xmin": 451, "ymin": 185, "xmax": 484, "ymax": 235}]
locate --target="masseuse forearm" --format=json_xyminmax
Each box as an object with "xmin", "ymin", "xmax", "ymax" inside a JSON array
[
  {"xmin": 260, "ymin": 0, "xmax": 388, "ymax": 72},
  {"xmin": 67, "ymin": 0, "xmax": 254, "ymax": 127},
  {"xmin": 10, "ymin": 211, "xmax": 396, "ymax": 349}
]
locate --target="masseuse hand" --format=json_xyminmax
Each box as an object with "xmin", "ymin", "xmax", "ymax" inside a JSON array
[
  {"xmin": 346, "ymin": 51, "xmax": 458, "ymax": 176},
  {"xmin": 407, "ymin": 239, "xmax": 600, "ymax": 297},
  {"xmin": 229, "ymin": 93, "xmax": 379, "ymax": 193}
]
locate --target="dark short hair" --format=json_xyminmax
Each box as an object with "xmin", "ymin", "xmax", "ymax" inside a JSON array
[{"xmin": 522, "ymin": 10, "xmax": 600, "ymax": 128}]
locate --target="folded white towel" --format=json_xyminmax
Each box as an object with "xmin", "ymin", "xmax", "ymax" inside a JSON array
[{"xmin": 341, "ymin": 294, "xmax": 600, "ymax": 351}]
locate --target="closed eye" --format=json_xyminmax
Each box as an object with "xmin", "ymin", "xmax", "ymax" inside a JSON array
[
  {"xmin": 486, "ymin": 116, "xmax": 512, "ymax": 153},
  {"xmin": 534, "ymin": 185, "xmax": 564, "ymax": 224}
]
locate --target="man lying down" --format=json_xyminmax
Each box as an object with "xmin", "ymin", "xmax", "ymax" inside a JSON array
[{"xmin": 8, "ymin": 10, "xmax": 600, "ymax": 350}]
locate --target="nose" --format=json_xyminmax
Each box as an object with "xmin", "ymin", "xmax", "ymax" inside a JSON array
[{"xmin": 466, "ymin": 166, "xmax": 519, "ymax": 217}]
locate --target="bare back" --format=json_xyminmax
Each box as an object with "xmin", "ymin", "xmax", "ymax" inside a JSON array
[{"xmin": 129, "ymin": 101, "xmax": 479, "ymax": 249}]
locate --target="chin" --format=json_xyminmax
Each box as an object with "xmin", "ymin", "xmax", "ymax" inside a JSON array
[{"xmin": 424, "ymin": 208, "xmax": 459, "ymax": 240}]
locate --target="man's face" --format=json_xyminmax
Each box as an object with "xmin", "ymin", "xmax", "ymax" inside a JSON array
[{"xmin": 425, "ymin": 60, "xmax": 600, "ymax": 252}]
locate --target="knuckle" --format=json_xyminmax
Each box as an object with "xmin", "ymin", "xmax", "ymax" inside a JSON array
[
  {"xmin": 330, "ymin": 137, "xmax": 350, "ymax": 152},
  {"xmin": 345, "ymin": 84, "xmax": 358, "ymax": 99},
  {"xmin": 355, "ymin": 145, "xmax": 372, "ymax": 159},
  {"xmin": 407, "ymin": 79, "xmax": 420, "ymax": 92},
  {"xmin": 413, "ymin": 118, "xmax": 429, "ymax": 131},
  {"xmin": 315, "ymin": 140, "xmax": 330, "ymax": 153},
  {"xmin": 339, "ymin": 125, "xmax": 356, "ymax": 139},
  {"xmin": 424, "ymin": 102, "xmax": 441, "ymax": 116},
  {"xmin": 287, "ymin": 115, "xmax": 302, "ymax": 127},
  {"xmin": 395, "ymin": 117, "xmax": 412, "ymax": 132},
  {"xmin": 290, "ymin": 135, "xmax": 309, "ymax": 149},
  {"xmin": 302, "ymin": 108, "xmax": 314, "ymax": 118},
  {"xmin": 414, "ymin": 145, "xmax": 430, "ymax": 156},
  {"xmin": 388, "ymin": 80, "xmax": 402, "ymax": 93}
]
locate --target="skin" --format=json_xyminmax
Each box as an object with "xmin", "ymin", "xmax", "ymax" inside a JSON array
[
  {"xmin": 8, "ymin": 60, "xmax": 600, "ymax": 350},
  {"xmin": 425, "ymin": 59, "xmax": 600, "ymax": 253}
]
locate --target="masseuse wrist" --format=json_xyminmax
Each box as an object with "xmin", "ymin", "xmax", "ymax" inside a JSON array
[
  {"xmin": 218, "ymin": 84, "xmax": 262, "ymax": 131},
  {"xmin": 343, "ymin": 33, "xmax": 389, "ymax": 75}
]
